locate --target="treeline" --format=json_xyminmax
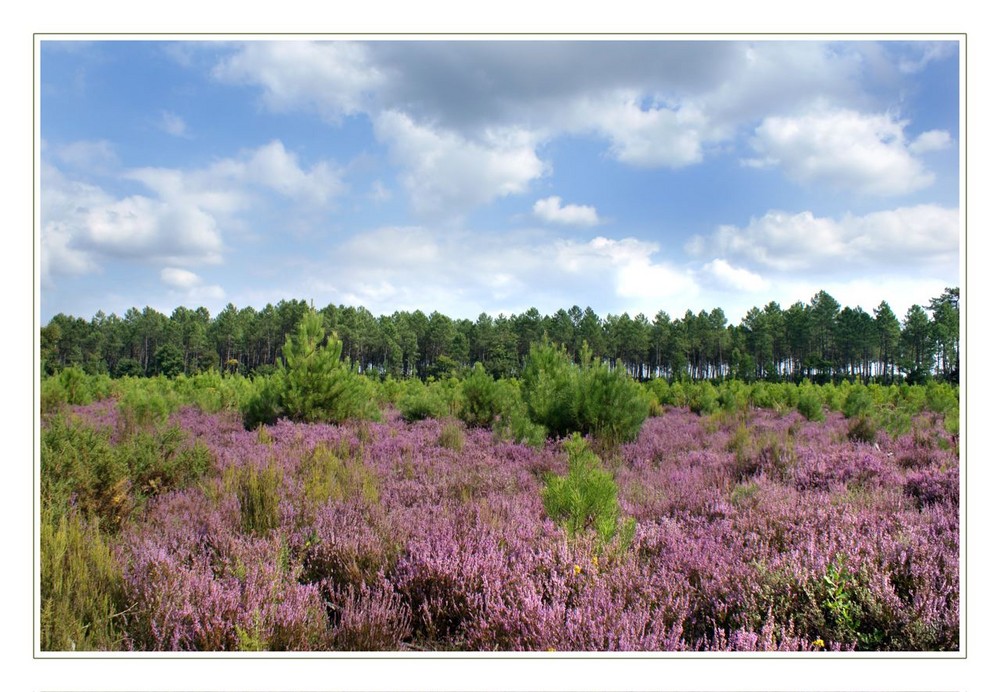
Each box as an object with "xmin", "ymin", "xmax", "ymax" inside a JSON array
[{"xmin": 40, "ymin": 287, "xmax": 959, "ymax": 385}]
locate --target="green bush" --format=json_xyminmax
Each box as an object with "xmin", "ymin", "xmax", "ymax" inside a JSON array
[
  {"xmin": 521, "ymin": 339, "xmax": 580, "ymax": 438},
  {"xmin": 398, "ymin": 382, "xmax": 450, "ymax": 422},
  {"xmin": 689, "ymin": 382, "xmax": 719, "ymax": 416},
  {"xmin": 842, "ymin": 385, "xmax": 874, "ymax": 419},
  {"xmin": 459, "ymin": 363, "xmax": 501, "ymax": 428},
  {"xmin": 542, "ymin": 434, "xmax": 634, "ymax": 549},
  {"xmin": 847, "ymin": 414, "xmax": 879, "ymax": 445},
  {"xmin": 241, "ymin": 311, "xmax": 379, "ymax": 427},
  {"xmin": 226, "ymin": 462, "xmax": 284, "ymax": 535},
  {"xmin": 796, "ymin": 386, "xmax": 825, "ymax": 422},
  {"xmin": 40, "ymin": 415, "xmax": 126, "ymax": 526},
  {"xmin": 40, "ymin": 507, "xmax": 126, "ymax": 650},
  {"xmin": 491, "ymin": 380, "xmax": 547, "ymax": 448},
  {"xmin": 519, "ymin": 340, "xmax": 648, "ymax": 448},
  {"xmin": 577, "ymin": 350, "xmax": 648, "ymax": 447}
]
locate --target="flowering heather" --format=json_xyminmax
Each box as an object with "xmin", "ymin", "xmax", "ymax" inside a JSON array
[{"xmin": 42, "ymin": 402, "xmax": 959, "ymax": 651}]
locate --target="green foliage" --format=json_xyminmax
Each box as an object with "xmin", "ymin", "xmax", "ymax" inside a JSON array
[
  {"xmin": 847, "ymin": 415, "xmax": 879, "ymax": 445},
  {"xmin": 226, "ymin": 462, "xmax": 284, "ymax": 535},
  {"xmin": 398, "ymin": 380, "xmax": 451, "ymax": 422},
  {"xmin": 925, "ymin": 381, "xmax": 959, "ymax": 415},
  {"xmin": 436, "ymin": 420, "xmax": 466, "ymax": 453},
  {"xmin": 542, "ymin": 434, "xmax": 633, "ymax": 549},
  {"xmin": 521, "ymin": 339, "xmax": 580, "ymax": 438},
  {"xmin": 842, "ymin": 385, "xmax": 874, "ymax": 418},
  {"xmin": 520, "ymin": 339, "xmax": 650, "ymax": 447},
  {"xmin": 490, "ymin": 379, "xmax": 547, "ymax": 448},
  {"xmin": 40, "ymin": 508, "xmax": 126, "ymax": 650},
  {"xmin": 577, "ymin": 346, "xmax": 649, "ymax": 448},
  {"xmin": 242, "ymin": 375, "xmax": 283, "ymax": 428},
  {"xmin": 688, "ymin": 382, "xmax": 719, "ymax": 416},
  {"xmin": 820, "ymin": 555, "xmax": 884, "ymax": 649},
  {"xmin": 644, "ymin": 377, "xmax": 671, "ymax": 406},
  {"xmin": 299, "ymin": 443, "xmax": 379, "ymax": 509},
  {"xmin": 42, "ymin": 412, "xmax": 216, "ymax": 531},
  {"xmin": 41, "ymin": 368, "xmax": 116, "ymax": 414},
  {"xmin": 40, "ymin": 415, "xmax": 127, "ymax": 527},
  {"xmin": 459, "ymin": 363, "xmax": 501, "ymax": 428},
  {"xmin": 796, "ymin": 385, "xmax": 826, "ymax": 422},
  {"xmin": 242, "ymin": 310, "xmax": 379, "ymax": 428}
]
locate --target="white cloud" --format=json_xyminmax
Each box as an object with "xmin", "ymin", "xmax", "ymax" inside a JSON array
[
  {"xmin": 42, "ymin": 140, "xmax": 343, "ymax": 284},
  {"xmin": 282, "ymin": 226, "xmax": 701, "ymax": 319},
  {"xmin": 554, "ymin": 236, "xmax": 698, "ymax": 309},
  {"xmin": 532, "ymin": 196, "xmax": 600, "ymax": 226},
  {"xmin": 588, "ymin": 94, "xmax": 708, "ymax": 168},
  {"xmin": 701, "ymin": 258, "xmax": 769, "ymax": 292},
  {"xmin": 240, "ymin": 140, "xmax": 343, "ymax": 205},
  {"xmin": 897, "ymin": 42, "xmax": 957, "ymax": 74},
  {"xmin": 689, "ymin": 204, "xmax": 959, "ymax": 274},
  {"xmin": 160, "ymin": 267, "xmax": 201, "ymax": 289},
  {"xmin": 909, "ymin": 129, "xmax": 952, "ymax": 154},
  {"xmin": 747, "ymin": 109, "xmax": 935, "ymax": 195},
  {"xmin": 212, "ymin": 41, "xmax": 384, "ymax": 121},
  {"xmin": 160, "ymin": 266, "xmax": 226, "ymax": 304},
  {"xmin": 159, "ymin": 111, "xmax": 189, "ymax": 138},
  {"xmin": 374, "ymin": 111, "xmax": 548, "ymax": 218},
  {"xmin": 83, "ymin": 195, "xmax": 224, "ymax": 264},
  {"xmin": 50, "ymin": 139, "xmax": 119, "ymax": 174}
]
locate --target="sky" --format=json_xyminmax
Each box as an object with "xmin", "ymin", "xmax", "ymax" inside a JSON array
[{"xmin": 38, "ymin": 38, "xmax": 961, "ymax": 325}]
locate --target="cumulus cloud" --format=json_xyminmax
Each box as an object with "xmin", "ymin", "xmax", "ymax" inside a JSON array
[
  {"xmin": 160, "ymin": 267, "xmax": 201, "ymax": 289},
  {"xmin": 290, "ymin": 226, "xmax": 700, "ymax": 318},
  {"xmin": 50, "ymin": 139, "xmax": 119, "ymax": 174},
  {"xmin": 909, "ymin": 129, "xmax": 952, "ymax": 154},
  {"xmin": 212, "ymin": 41, "xmax": 384, "ymax": 121},
  {"xmin": 159, "ymin": 111, "xmax": 189, "ymax": 138},
  {"xmin": 42, "ymin": 139, "xmax": 344, "ymax": 284},
  {"xmin": 374, "ymin": 111, "xmax": 548, "ymax": 218},
  {"xmin": 532, "ymin": 196, "xmax": 600, "ymax": 226},
  {"xmin": 746, "ymin": 109, "xmax": 936, "ymax": 195},
  {"xmin": 688, "ymin": 204, "xmax": 959, "ymax": 274},
  {"xmin": 701, "ymin": 258, "xmax": 769, "ymax": 292},
  {"xmin": 160, "ymin": 266, "xmax": 225, "ymax": 303},
  {"xmin": 590, "ymin": 94, "xmax": 708, "ymax": 168},
  {"xmin": 83, "ymin": 195, "xmax": 224, "ymax": 263},
  {"xmin": 207, "ymin": 40, "xmax": 893, "ymax": 213}
]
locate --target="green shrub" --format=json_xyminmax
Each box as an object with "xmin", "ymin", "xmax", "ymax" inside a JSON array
[
  {"xmin": 459, "ymin": 363, "xmax": 501, "ymax": 428},
  {"xmin": 796, "ymin": 387, "xmax": 825, "ymax": 422},
  {"xmin": 925, "ymin": 382, "xmax": 958, "ymax": 415},
  {"xmin": 521, "ymin": 339, "xmax": 580, "ymax": 438},
  {"xmin": 847, "ymin": 414, "xmax": 879, "ymax": 445},
  {"xmin": 40, "ymin": 507, "xmax": 126, "ymax": 650},
  {"xmin": 241, "ymin": 311, "xmax": 379, "ymax": 427},
  {"xmin": 577, "ymin": 350, "xmax": 649, "ymax": 448},
  {"xmin": 226, "ymin": 462, "xmax": 284, "ymax": 535},
  {"xmin": 398, "ymin": 382, "xmax": 450, "ymax": 422},
  {"xmin": 40, "ymin": 415, "xmax": 127, "ymax": 527},
  {"xmin": 542, "ymin": 434, "xmax": 634, "ymax": 549},
  {"xmin": 689, "ymin": 382, "xmax": 719, "ymax": 416},
  {"xmin": 437, "ymin": 420, "xmax": 466, "ymax": 453},
  {"xmin": 491, "ymin": 380, "xmax": 547, "ymax": 448},
  {"xmin": 645, "ymin": 377, "xmax": 671, "ymax": 406},
  {"xmin": 842, "ymin": 386, "xmax": 874, "ymax": 419}
]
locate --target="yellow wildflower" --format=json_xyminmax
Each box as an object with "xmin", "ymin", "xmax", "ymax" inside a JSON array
[
  {"xmin": 812, "ymin": 638, "xmax": 825, "ymax": 649},
  {"xmin": 573, "ymin": 564, "xmax": 582, "ymax": 575}
]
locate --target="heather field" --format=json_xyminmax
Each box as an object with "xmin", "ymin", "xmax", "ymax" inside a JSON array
[{"xmin": 40, "ymin": 388, "xmax": 959, "ymax": 652}]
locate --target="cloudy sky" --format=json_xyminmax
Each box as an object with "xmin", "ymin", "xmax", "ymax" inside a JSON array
[{"xmin": 38, "ymin": 39, "xmax": 960, "ymax": 324}]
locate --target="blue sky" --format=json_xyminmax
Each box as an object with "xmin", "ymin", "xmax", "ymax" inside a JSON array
[{"xmin": 39, "ymin": 39, "xmax": 961, "ymax": 325}]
